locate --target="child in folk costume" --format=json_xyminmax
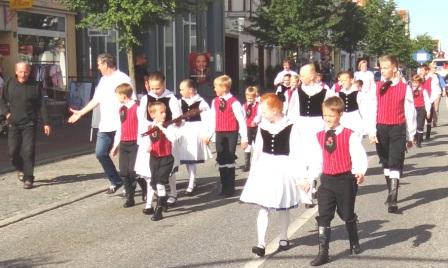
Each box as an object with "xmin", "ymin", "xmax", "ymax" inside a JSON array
[
  {"xmin": 411, "ymin": 75, "xmax": 431, "ymax": 147},
  {"xmin": 418, "ymin": 64, "xmax": 442, "ymax": 140},
  {"xmin": 204, "ymin": 75, "xmax": 248, "ymax": 197},
  {"xmin": 275, "ymin": 73, "xmax": 291, "ymax": 102},
  {"xmin": 337, "ymin": 71, "xmax": 365, "ymax": 135},
  {"xmin": 110, "ymin": 83, "xmax": 139, "ymax": 208},
  {"xmin": 135, "ymin": 72, "xmax": 182, "ymax": 215},
  {"xmin": 366, "ymin": 55, "xmax": 416, "ymax": 214},
  {"xmin": 283, "ymin": 74, "xmax": 300, "ymax": 117},
  {"xmin": 309, "ymin": 96, "xmax": 367, "ymax": 266},
  {"xmin": 316, "ymin": 73, "xmax": 330, "ymax": 91},
  {"xmin": 242, "ymin": 86, "xmax": 261, "ymax": 172},
  {"xmin": 145, "ymin": 101, "xmax": 179, "ymax": 221},
  {"xmin": 240, "ymin": 93, "xmax": 319, "ymax": 257},
  {"xmin": 177, "ymin": 79, "xmax": 212, "ymax": 195}
]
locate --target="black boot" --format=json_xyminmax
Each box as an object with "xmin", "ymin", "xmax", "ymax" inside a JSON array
[
  {"xmin": 384, "ymin": 176, "xmax": 391, "ymax": 205},
  {"xmin": 416, "ymin": 132, "xmax": 423, "ymax": 147},
  {"xmin": 310, "ymin": 227, "xmax": 331, "ymax": 266},
  {"xmin": 426, "ymin": 125, "xmax": 431, "ymax": 140},
  {"xmin": 388, "ymin": 178, "xmax": 399, "ymax": 213},
  {"xmin": 123, "ymin": 177, "xmax": 136, "ymax": 208},
  {"xmin": 219, "ymin": 167, "xmax": 228, "ymax": 196},
  {"xmin": 346, "ymin": 221, "xmax": 362, "ymax": 255},
  {"xmin": 243, "ymin": 152, "xmax": 251, "ymax": 172},
  {"xmin": 151, "ymin": 196, "xmax": 166, "ymax": 221},
  {"xmin": 228, "ymin": 167, "xmax": 236, "ymax": 196},
  {"xmin": 136, "ymin": 177, "xmax": 147, "ymax": 201}
]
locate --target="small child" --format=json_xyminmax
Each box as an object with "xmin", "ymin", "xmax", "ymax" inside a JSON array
[
  {"xmin": 204, "ymin": 75, "xmax": 248, "ymax": 197},
  {"xmin": 146, "ymin": 101, "xmax": 178, "ymax": 221},
  {"xmin": 240, "ymin": 93, "xmax": 318, "ymax": 257},
  {"xmin": 316, "ymin": 73, "xmax": 330, "ymax": 91},
  {"xmin": 275, "ymin": 73, "xmax": 291, "ymax": 102},
  {"xmin": 353, "ymin": 80, "xmax": 363, "ymax": 92},
  {"xmin": 284, "ymin": 74, "xmax": 300, "ymax": 117},
  {"xmin": 337, "ymin": 71, "xmax": 365, "ymax": 135},
  {"xmin": 111, "ymin": 83, "xmax": 139, "ymax": 208},
  {"xmin": 411, "ymin": 74, "xmax": 431, "ymax": 147},
  {"xmin": 309, "ymin": 96, "xmax": 367, "ymax": 266},
  {"xmin": 242, "ymin": 86, "xmax": 260, "ymax": 172},
  {"xmin": 177, "ymin": 79, "xmax": 212, "ymax": 195}
]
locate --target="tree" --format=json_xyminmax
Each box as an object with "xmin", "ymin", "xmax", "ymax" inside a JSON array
[
  {"xmin": 61, "ymin": 0, "xmax": 203, "ymax": 87},
  {"xmin": 332, "ymin": 1, "xmax": 367, "ymax": 70}
]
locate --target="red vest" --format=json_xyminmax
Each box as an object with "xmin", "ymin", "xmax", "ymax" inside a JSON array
[
  {"xmin": 244, "ymin": 102, "xmax": 258, "ymax": 126},
  {"xmin": 376, "ymin": 81, "xmax": 406, "ymax": 125},
  {"xmin": 422, "ymin": 77, "xmax": 432, "ymax": 96},
  {"xmin": 413, "ymin": 87, "xmax": 426, "ymax": 108},
  {"xmin": 120, "ymin": 103, "xmax": 138, "ymax": 141},
  {"xmin": 149, "ymin": 128, "xmax": 172, "ymax": 157},
  {"xmin": 214, "ymin": 96, "xmax": 238, "ymax": 131},
  {"xmin": 317, "ymin": 128, "xmax": 353, "ymax": 175}
]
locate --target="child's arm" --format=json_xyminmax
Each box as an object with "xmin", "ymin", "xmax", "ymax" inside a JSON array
[
  {"xmin": 231, "ymin": 100, "xmax": 248, "ymax": 149},
  {"xmin": 203, "ymin": 99, "xmax": 216, "ymax": 145},
  {"xmin": 349, "ymin": 132, "xmax": 368, "ymax": 185},
  {"xmin": 404, "ymin": 84, "xmax": 417, "ymax": 145},
  {"xmin": 423, "ymin": 90, "xmax": 431, "ymax": 117}
]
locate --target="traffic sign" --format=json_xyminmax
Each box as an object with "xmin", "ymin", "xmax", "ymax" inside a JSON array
[{"xmin": 412, "ymin": 49, "xmax": 431, "ymax": 64}]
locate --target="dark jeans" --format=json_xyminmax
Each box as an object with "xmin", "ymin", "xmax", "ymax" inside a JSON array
[
  {"xmin": 8, "ymin": 122, "xmax": 37, "ymax": 180},
  {"xmin": 118, "ymin": 141, "xmax": 138, "ymax": 179},
  {"xmin": 95, "ymin": 131, "xmax": 122, "ymax": 186}
]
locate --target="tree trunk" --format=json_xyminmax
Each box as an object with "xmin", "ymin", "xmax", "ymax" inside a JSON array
[
  {"xmin": 258, "ymin": 45, "xmax": 264, "ymax": 88},
  {"xmin": 349, "ymin": 52, "xmax": 353, "ymax": 72},
  {"xmin": 127, "ymin": 49, "xmax": 136, "ymax": 93}
]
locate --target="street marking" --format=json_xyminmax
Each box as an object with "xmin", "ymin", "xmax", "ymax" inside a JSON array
[{"xmin": 243, "ymin": 154, "xmax": 376, "ymax": 268}]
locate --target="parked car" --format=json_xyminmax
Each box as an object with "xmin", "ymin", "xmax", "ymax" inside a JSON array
[{"xmin": 431, "ymin": 58, "xmax": 448, "ymax": 78}]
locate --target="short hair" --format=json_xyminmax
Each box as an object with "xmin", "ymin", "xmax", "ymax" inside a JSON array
[
  {"xmin": 357, "ymin": 59, "xmax": 369, "ymax": 69},
  {"xmin": 214, "ymin": 75, "xmax": 232, "ymax": 89},
  {"xmin": 379, "ymin": 55, "xmax": 399, "ymax": 68},
  {"xmin": 260, "ymin": 92, "xmax": 283, "ymax": 113},
  {"xmin": 291, "ymin": 74, "xmax": 300, "ymax": 81},
  {"xmin": 115, "ymin": 83, "xmax": 133, "ymax": 98},
  {"xmin": 97, "ymin": 53, "xmax": 116, "ymax": 68},
  {"xmin": 339, "ymin": 70, "xmax": 354, "ymax": 79},
  {"xmin": 322, "ymin": 96, "xmax": 344, "ymax": 114},
  {"xmin": 15, "ymin": 61, "xmax": 31, "ymax": 71},
  {"xmin": 283, "ymin": 73, "xmax": 292, "ymax": 79},
  {"xmin": 180, "ymin": 78, "xmax": 196, "ymax": 89},
  {"xmin": 282, "ymin": 58, "xmax": 292, "ymax": 65},
  {"xmin": 354, "ymin": 79, "xmax": 364, "ymax": 87},
  {"xmin": 146, "ymin": 71, "xmax": 166, "ymax": 82},
  {"xmin": 420, "ymin": 64, "xmax": 430, "ymax": 71},
  {"xmin": 245, "ymin": 86, "xmax": 259, "ymax": 96},
  {"xmin": 412, "ymin": 74, "xmax": 424, "ymax": 84},
  {"xmin": 148, "ymin": 101, "xmax": 166, "ymax": 115}
]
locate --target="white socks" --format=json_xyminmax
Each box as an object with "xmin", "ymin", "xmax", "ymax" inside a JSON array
[
  {"xmin": 187, "ymin": 164, "xmax": 197, "ymax": 190},
  {"xmin": 245, "ymin": 144, "xmax": 252, "ymax": 153},
  {"xmin": 156, "ymin": 184, "xmax": 166, "ymax": 197},
  {"xmin": 279, "ymin": 210, "xmax": 290, "ymax": 241},
  {"xmin": 257, "ymin": 208, "xmax": 269, "ymax": 248},
  {"xmin": 169, "ymin": 173, "xmax": 177, "ymax": 197}
]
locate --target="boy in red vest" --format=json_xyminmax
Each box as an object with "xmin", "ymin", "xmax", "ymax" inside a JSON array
[
  {"xmin": 111, "ymin": 83, "xmax": 139, "ymax": 208},
  {"xmin": 309, "ymin": 96, "xmax": 367, "ymax": 266},
  {"xmin": 204, "ymin": 75, "xmax": 248, "ymax": 197},
  {"xmin": 242, "ymin": 86, "xmax": 260, "ymax": 172},
  {"xmin": 411, "ymin": 74, "xmax": 431, "ymax": 147},
  {"xmin": 367, "ymin": 55, "xmax": 416, "ymax": 214}
]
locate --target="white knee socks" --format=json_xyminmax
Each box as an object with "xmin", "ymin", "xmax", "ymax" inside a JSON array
[
  {"xmin": 145, "ymin": 178, "xmax": 155, "ymax": 209},
  {"xmin": 257, "ymin": 208, "xmax": 269, "ymax": 248},
  {"xmin": 169, "ymin": 173, "xmax": 177, "ymax": 197},
  {"xmin": 187, "ymin": 164, "xmax": 197, "ymax": 190},
  {"xmin": 279, "ymin": 210, "xmax": 290, "ymax": 241},
  {"xmin": 156, "ymin": 184, "xmax": 166, "ymax": 197}
]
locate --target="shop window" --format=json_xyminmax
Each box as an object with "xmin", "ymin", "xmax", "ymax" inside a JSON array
[{"xmin": 18, "ymin": 12, "xmax": 65, "ymax": 32}]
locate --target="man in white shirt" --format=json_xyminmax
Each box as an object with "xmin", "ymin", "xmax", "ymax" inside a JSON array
[
  {"xmin": 273, "ymin": 59, "xmax": 298, "ymax": 87},
  {"xmin": 68, "ymin": 53, "xmax": 134, "ymax": 194}
]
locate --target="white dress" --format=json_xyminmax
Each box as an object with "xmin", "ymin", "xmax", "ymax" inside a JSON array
[
  {"xmin": 240, "ymin": 117, "xmax": 317, "ymax": 209},
  {"xmin": 338, "ymin": 87, "xmax": 365, "ymax": 135},
  {"xmin": 177, "ymin": 95, "xmax": 212, "ymax": 163}
]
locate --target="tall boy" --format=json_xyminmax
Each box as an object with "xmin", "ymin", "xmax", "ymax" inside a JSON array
[
  {"xmin": 204, "ymin": 75, "xmax": 248, "ymax": 197},
  {"xmin": 309, "ymin": 96, "xmax": 367, "ymax": 266},
  {"xmin": 111, "ymin": 83, "xmax": 139, "ymax": 207}
]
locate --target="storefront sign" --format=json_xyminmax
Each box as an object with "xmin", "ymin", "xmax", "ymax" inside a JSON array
[
  {"xmin": 9, "ymin": 0, "xmax": 33, "ymax": 9},
  {"xmin": 0, "ymin": 44, "xmax": 10, "ymax": 56}
]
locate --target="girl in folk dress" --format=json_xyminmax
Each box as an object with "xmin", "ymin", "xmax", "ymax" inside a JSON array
[
  {"xmin": 177, "ymin": 79, "xmax": 212, "ymax": 195},
  {"xmin": 240, "ymin": 93, "xmax": 319, "ymax": 257}
]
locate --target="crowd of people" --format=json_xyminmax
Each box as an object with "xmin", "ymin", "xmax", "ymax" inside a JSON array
[{"xmin": 0, "ymin": 52, "xmax": 445, "ymax": 266}]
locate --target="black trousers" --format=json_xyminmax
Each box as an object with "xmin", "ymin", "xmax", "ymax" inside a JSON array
[
  {"xmin": 375, "ymin": 123, "xmax": 406, "ymax": 171},
  {"xmin": 118, "ymin": 141, "xmax": 138, "ymax": 179},
  {"xmin": 215, "ymin": 131, "xmax": 238, "ymax": 165},
  {"xmin": 247, "ymin": 127, "xmax": 258, "ymax": 145},
  {"xmin": 317, "ymin": 173, "xmax": 358, "ymax": 227},
  {"xmin": 149, "ymin": 154, "xmax": 174, "ymax": 189},
  {"xmin": 416, "ymin": 107, "xmax": 426, "ymax": 133},
  {"xmin": 8, "ymin": 122, "xmax": 37, "ymax": 180}
]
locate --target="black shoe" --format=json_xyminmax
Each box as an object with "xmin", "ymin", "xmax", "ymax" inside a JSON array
[
  {"xmin": 142, "ymin": 207, "xmax": 154, "ymax": 215},
  {"xmin": 105, "ymin": 184, "xmax": 123, "ymax": 194},
  {"xmin": 278, "ymin": 240, "xmax": 290, "ymax": 251},
  {"xmin": 251, "ymin": 246, "xmax": 265, "ymax": 257},
  {"xmin": 388, "ymin": 205, "xmax": 398, "ymax": 213},
  {"xmin": 23, "ymin": 180, "xmax": 33, "ymax": 189},
  {"xmin": 305, "ymin": 204, "xmax": 316, "ymax": 209},
  {"xmin": 123, "ymin": 199, "xmax": 135, "ymax": 208},
  {"xmin": 184, "ymin": 187, "xmax": 195, "ymax": 196},
  {"xmin": 167, "ymin": 196, "xmax": 177, "ymax": 207}
]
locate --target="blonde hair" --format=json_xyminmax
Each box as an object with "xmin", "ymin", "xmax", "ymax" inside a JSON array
[
  {"xmin": 214, "ymin": 75, "xmax": 232, "ymax": 90},
  {"xmin": 115, "ymin": 83, "xmax": 133, "ymax": 98},
  {"xmin": 322, "ymin": 96, "xmax": 344, "ymax": 114},
  {"xmin": 291, "ymin": 74, "xmax": 300, "ymax": 81},
  {"xmin": 245, "ymin": 86, "xmax": 259, "ymax": 96},
  {"xmin": 148, "ymin": 101, "xmax": 166, "ymax": 115}
]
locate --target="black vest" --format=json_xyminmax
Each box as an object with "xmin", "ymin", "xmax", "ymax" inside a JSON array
[
  {"xmin": 260, "ymin": 124, "xmax": 293, "ymax": 155},
  {"xmin": 181, "ymin": 100, "xmax": 201, "ymax": 122},
  {"xmin": 298, "ymin": 87, "xmax": 326, "ymax": 117},
  {"xmin": 339, "ymin": 91, "xmax": 359, "ymax": 112},
  {"xmin": 147, "ymin": 95, "xmax": 173, "ymax": 121}
]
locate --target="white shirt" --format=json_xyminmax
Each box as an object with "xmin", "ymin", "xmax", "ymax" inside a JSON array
[
  {"xmin": 208, "ymin": 93, "xmax": 248, "ymax": 142},
  {"xmin": 93, "ymin": 70, "xmax": 133, "ymax": 132},
  {"xmin": 426, "ymin": 74, "xmax": 442, "ymax": 103},
  {"xmin": 274, "ymin": 69, "xmax": 298, "ymax": 86}
]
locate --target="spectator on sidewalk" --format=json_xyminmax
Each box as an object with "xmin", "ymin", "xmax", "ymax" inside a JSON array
[
  {"xmin": 0, "ymin": 62, "xmax": 51, "ymax": 189},
  {"xmin": 273, "ymin": 59, "xmax": 298, "ymax": 87},
  {"xmin": 68, "ymin": 53, "xmax": 134, "ymax": 194}
]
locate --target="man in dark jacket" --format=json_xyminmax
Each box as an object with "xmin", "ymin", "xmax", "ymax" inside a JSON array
[{"xmin": 0, "ymin": 62, "xmax": 51, "ymax": 189}]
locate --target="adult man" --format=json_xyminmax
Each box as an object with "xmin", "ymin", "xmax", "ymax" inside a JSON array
[
  {"xmin": 367, "ymin": 55, "xmax": 416, "ymax": 213},
  {"xmin": 0, "ymin": 62, "xmax": 51, "ymax": 189},
  {"xmin": 68, "ymin": 53, "xmax": 133, "ymax": 194},
  {"xmin": 273, "ymin": 59, "xmax": 298, "ymax": 87}
]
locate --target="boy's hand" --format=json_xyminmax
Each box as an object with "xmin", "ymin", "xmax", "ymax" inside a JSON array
[
  {"xmin": 355, "ymin": 174, "xmax": 364, "ymax": 185},
  {"xmin": 369, "ymin": 134, "xmax": 378, "ymax": 144},
  {"xmin": 110, "ymin": 146, "xmax": 118, "ymax": 157},
  {"xmin": 406, "ymin": 141, "xmax": 413, "ymax": 149},
  {"xmin": 297, "ymin": 180, "xmax": 311, "ymax": 192},
  {"xmin": 147, "ymin": 144, "xmax": 152, "ymax": 153},
  {"xmin": 203, "ymin": 137, "xmax": 210, "ymax": 145},
  {"xmin": 240, "ymin": 141, "xmax": 248, "ymax": 150}
]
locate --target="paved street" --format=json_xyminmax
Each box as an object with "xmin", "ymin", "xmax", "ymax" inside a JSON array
[{"xmin": 1, "ymin": 108, "xmax": 448, "ymax": 267}]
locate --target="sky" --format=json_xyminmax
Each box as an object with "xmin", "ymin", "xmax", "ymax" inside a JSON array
[{"xmin": 395, "ymin": 0, "xmax": 447, "ymax": 52}]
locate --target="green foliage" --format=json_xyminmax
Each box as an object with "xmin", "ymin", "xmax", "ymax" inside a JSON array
[{"xmin": 332, "ymin": 1, "xmax": 366, "ymax": 54}]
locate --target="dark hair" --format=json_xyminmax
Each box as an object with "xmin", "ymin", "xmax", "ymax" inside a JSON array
[{"xmin": 97, "ymin": 53, "xmax": 116, "ymax": 68}]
